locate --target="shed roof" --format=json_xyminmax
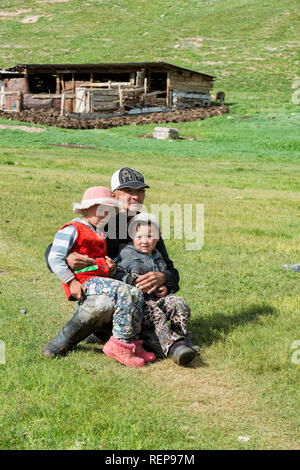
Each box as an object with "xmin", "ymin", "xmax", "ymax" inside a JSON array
[{"xmin": 0, "ymin": 61, "xmax": 216, "ymax": 79}]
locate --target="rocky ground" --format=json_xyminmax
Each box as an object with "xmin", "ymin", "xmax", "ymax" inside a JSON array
[{"xmin": 0, "ymin": 105, "xmax": 229, "ymax": 129}]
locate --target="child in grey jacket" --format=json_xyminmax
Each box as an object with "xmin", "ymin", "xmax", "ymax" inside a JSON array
[{"xmin": 114, "ymin": 213, "xmax": 197, "ymax": 365}]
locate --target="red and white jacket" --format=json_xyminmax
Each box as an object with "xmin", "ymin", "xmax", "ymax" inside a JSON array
[{"xmin": 60, "ymin": 221, "xmax": 110, "ymax": 300}]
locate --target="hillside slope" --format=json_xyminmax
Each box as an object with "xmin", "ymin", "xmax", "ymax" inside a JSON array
[{"xmin": 0, "ymin": 0, "xmax": 299, "ymax": 112}]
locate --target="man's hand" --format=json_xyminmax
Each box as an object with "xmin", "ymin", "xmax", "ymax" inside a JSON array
[
  {"xmin": 66, "ymin": 252, "xmax": 95, "ymax": 271},
  {"xmin": 135, "ymin": 272, "xmax": 166, "ymax": 294},
  {"xmin": 155, "ymin": 285, "xmax": 168, "ymax": 298},
  {"xmin": 68, "ymin": 278, "xmax": 86, "ymax": 300},
  {"xmin": 105, "ymin": 256, "xmax": 116, "ymax": 275}
]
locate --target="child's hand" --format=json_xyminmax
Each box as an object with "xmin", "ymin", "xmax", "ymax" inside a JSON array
[
  {"xmin": 105, "ymin": 256, "xmax": 116, "ymax": 275},
  {"xmin": 68, "ymin": 278, "xmax": 86, "ymax": 299},
  {"xmin": 155, "ymin": 285, "xmax": 168, "ymax": 298}
]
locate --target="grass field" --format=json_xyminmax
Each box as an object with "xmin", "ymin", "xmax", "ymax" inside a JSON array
[{"xmin": 0, "ymin": 0, "xmax": 300, "ymax": 451}]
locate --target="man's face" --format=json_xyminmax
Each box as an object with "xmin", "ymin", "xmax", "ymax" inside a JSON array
[{"xmin": 113, "ymin": 187, "xmax": 145, "ymax": 214}]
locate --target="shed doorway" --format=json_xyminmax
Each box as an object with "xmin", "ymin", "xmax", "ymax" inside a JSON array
[{"xmin": 149, "ymin": 72, "xmax": 167, "ymax": 106}]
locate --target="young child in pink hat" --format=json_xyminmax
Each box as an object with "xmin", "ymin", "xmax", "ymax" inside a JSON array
[{"xmin": 42, "ymin": 186, "xmax": 155, "ymax": 367}]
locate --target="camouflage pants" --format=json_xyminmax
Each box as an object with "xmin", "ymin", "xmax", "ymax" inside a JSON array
[
  {"xmin": 142, "ymin": 295, "xmax": 192, "ymax": 356},
  {"xmin": 84, "ymin": 277, "xmax": 143, "ymax": 342}
]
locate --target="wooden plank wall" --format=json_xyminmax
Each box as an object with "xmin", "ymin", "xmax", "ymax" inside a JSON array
[
  {"xmin": 169, "ymin": 70, "xmax": 214, "ymax": 94},
  {"xmin": 91, "ymin": 89, "xmax": 119, "ymax": 111}
]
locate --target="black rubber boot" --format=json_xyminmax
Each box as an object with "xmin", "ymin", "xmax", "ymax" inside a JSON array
[
  {"xmin": 83, "ymin": 321, "xmax": 112, "ymax": 345},
  {"xmin": 42, "ymin": 295, "xmax": 114, "ymax": 358},
  {"xmin": 41, "ymin": 310, "xmax": 96, "ymax": 358},
  {"xmin": 84, "ymin": 332, "xmax": 110, "ymax": 345},
  {"xmin": 170, "ymin": 341, "xmax": 197, "ymax": 366},
  {"xmin": 139, "ymin": 328, "xmax": 165, "ymax": 359},
  {"xmin": 84, "ymin": 334, "xmax": 106, "ymax": 345}
]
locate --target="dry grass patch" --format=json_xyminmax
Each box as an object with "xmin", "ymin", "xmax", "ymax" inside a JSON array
[
  {"xmin": 0, "ymin": 124, "xmax": 45, "ymax": 133},
  {"xmin": 145, "ymin": 360, "xmax": 299, "ymax": 449},
  {"xmin": 0, "ymin": 9, "xmax": 32, "ymax": 18}
]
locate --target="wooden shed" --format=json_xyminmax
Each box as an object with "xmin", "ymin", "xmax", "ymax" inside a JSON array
[{"xmin": 0, "ymin": 62, "xmax": 215, "ymax": 116}]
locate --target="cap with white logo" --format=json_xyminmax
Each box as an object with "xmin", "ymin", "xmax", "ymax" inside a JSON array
[{"xmin": 111, "ymin": 167, "xmax": 150, "ymax": 192}]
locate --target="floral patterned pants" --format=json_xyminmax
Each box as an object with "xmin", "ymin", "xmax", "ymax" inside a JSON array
[
  {"xmin": 84, "ymin": 277, "xmax": 143, "ymax": 342},
  {"xmin": 142, "ymin": 295, "xmax": 192, "ymax": 356}
]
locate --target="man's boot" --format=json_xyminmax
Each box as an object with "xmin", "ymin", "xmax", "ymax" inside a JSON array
[
  {"xmin": 83, "ymin": 321, "xmax": 113, "ymax": 345},
  {"xmin": 83, "ymin": 333, "xmax": 106, "ymax": 345},
  {"xmin": 42, "ymin": 295, "xmax": 114, "ymax": 358},
  {"xmin": 140, "ymin": 328, "xmax": 165, "ymax": 358},
  {"xmin": 41, "ymin": 310, "xmax": 95, "ymax": 358},
  {"xmin": 169, "ymin": 340, "xmax": 197, "ymax": 366}
]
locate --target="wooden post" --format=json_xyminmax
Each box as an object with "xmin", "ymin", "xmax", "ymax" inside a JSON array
[
  {"xmin": 143, "ymin": 78, "xmax": 148, "ymax": 106},
  {"xmin": 108, "ymin": 81, "xmax": 111, "ymax": 90},
  {"xmin": 24, "ymin": 75, "xmax": 29, "ymax": 93},
  {"xmin": 90, "ymin": 72, "xmax": 94, "ymax": 84},
  {"xmin": 90, "ymin": 91, "xmax": 94, "ymax": 113},
  {"xmin": 119, "ymin": 86, "xmax": 123, "ymax": 110},
  {"xmin": 56, "ymin": 75, "xmax": 61, "ymax": 94},
  {"xmin": 16, "ymin": 91, "xmax": 22, "ymax": 112},
  {"xmin": 166, "ymin": 72, "xmax": 170, "ymax": 106},
  {"xmin": 130, "ymin": 72, "xmax": 135, "ymax": 86},
  {"xmin": 60, "ymin": 93, "xmax": 66, "ymax": 116},
  {"xmin": 72, "ymin": 73, "xmax": 75, "ymax": 93},
  {"xmin": 0, "ymin": 85, "xmax": 5, "ymax": 109},
  {"xmin": 136, "ymin": 71, "xmax": 142, "ymax": 86}
]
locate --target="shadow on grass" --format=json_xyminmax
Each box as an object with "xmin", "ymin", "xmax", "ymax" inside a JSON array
[
  {"xmin": 185, "ymin": 303, "xmax": 277, "ymax": 368},
  {"xmin": 191, "ymin": 303, "xmax": 277, "ymax": 348},
  {"xmin": 73, "ymin": 304, "xmax": 276, "ymax": 369}
]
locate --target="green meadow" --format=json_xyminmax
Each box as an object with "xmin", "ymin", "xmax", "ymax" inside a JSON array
[{"xmin": 0, "ymin": 0, "xmax": 299, "ymax": 450}]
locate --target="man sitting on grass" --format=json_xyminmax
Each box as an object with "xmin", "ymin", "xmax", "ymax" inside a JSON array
[{"xmin": 45, "ymin": 167, "xmax": 181, "ymax": 359}]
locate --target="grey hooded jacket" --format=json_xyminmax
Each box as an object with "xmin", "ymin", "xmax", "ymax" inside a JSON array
[{"xmin": 114, "ymin": 242, "xmax": 169, "ymax": 298}]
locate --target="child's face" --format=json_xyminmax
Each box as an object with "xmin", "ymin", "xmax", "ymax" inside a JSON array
[
  {"xmin": 83, "ymin": 205, "xmax": 110, "ymax": 227},
  {"xmin": 133, "ymin": 224, "xmax": 159, "ymax": 255}
]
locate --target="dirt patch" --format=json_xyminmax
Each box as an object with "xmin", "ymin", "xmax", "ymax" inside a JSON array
[
  {"xmin": 37, "ymin": 0, "xmax": 70, "ymax": 2},
  {"xmin": 0, "ymin": 124, "xmax": 45, "ymax": 133},
  {"xmin": 21, "ymin": 15, "xmax": 42, "ymax": 24},
  {"xmin": 48, "ymin": 143, "xmax": 105, "ymax": 150},
  {"xmin": 0, "ymin": 9, "xmax": 32, "ymax": 18},
  {"xmin": 0, "ymin": 105, "xmax": 229, "ymax": 130},
  {"xmin": 203, "ymin": 61, "xmax": 224, "ymax": 65}
]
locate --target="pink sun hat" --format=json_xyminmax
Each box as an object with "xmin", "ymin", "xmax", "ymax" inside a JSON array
[{"xmin": 72, "ymin": 186, "xmax": 120, "ymax": 214}]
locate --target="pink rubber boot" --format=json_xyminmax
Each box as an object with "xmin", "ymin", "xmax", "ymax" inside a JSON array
[
  {"xmin": 103, "ymin": 336, "xmax": 145, "ymax": 367},
  {"xmin": 133, "ymin": 340, "xmax": 156, "ymax": 362}
]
